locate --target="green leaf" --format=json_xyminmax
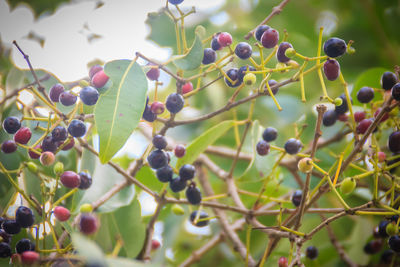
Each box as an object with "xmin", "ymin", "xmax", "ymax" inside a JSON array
[
  {"xmin": 176, "ymin": 120, "xmax": 235, "ymax": 168},
  {"xmin": 94, "ymin": 60, "xmax": 148, "ymax": 164},
  {"xmin": 7, "ymin": 0, "xmax": 71, "ymax": 19},
  {"xmin": 106, "ymin": 257, "xmax": 162, "ymax": 267},
  {"xmin": 5, "ymin": 67, "xmax": 25, "ymax": 93},
  {"xmin": 351, "ymin": 67, "xmax": 387, "ymax": 105},
  {"xmin": 238, "ymin": 120, "xmax": 261, "ymax": 179},
  {"xmin": 145, "ymin": 9, "xmax": 176, "ymax": 51},
  {"xmin": 72, "ymin": 233, "xmax": 104, "ymax": 263},
  {"xmin": 172, "ymin": 33, "xmax": 203, "ymax": 70}
]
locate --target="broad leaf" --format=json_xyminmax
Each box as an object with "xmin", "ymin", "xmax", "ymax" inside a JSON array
[
  {"xmin": 107, "ymin": 257, "xmax": 161, "ymax": 267},
  {"xmin": 176, "ymin": 120, "xmax": 235, "ymax": 168},
  {"xmin": 145, "ymin": 9, "xmax": 176, "ymax": 51},
  {"xmin": 5, "ymin": 67, "xmax": 25, "ymax": 93},
  {"xmin": 72, "ymin": 233, "xmax": 104, "ymax": 263},
  {"xmin": 94, "ymin": 60, "xmax": 148, "ymax": 164},
  {"xmin": 173, "ymin": 33, "xmax": 203, "ymax": 70},
  {"xmin": 238, "ymin": 120, "xmax": 261, "ymax": 179}
]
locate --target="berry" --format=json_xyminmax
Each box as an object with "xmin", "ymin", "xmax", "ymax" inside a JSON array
[
  {"xmin": 265, "ymin": 79, "xmax": 279, "ymax": 95},
  {"xmin": 169, "ymin": 177, "xmax": 187, "ymax": 193},
  {"xmin": 171, "ymin": 204, "xmax": 185, "ymax": 215},
  {"xmin": 59, "ymin": 91, "xmax": 77, "ymax": 106},
  {"xmin": 16, "ymin": 239, "xmax": 34, "ymax": 254},
  {"xmin": 337, "ymin": 114, "xmax": 348, "ymax": 122},
  {"xmin": 256, "ymin": 140, "xmax": 270, "ymax": 156},
  {"xmin": 334, "ymin": 94, "xmax": 351, "ymax": 115},
  {"xmin": 68, "ymin": 120, "xmax": 86, "ymax": 138},
  {"xmin": 150, "ymin": 101, "xmax": 165, "ymax": 115},
  {"xmin": 357, "ymin": 86, "xmax": 374, "ymax": 103},
  {"xmin": 224, "ymin": 68, "xmax": 241, "ymax": 87},
  {"xmin": 297, "ymin": 158, "xmax": 313, "ymax": 173},
  {"xmin": 165, "ymin": 93, "xmax": 184, "ymax": 114},
  {"xmin": 322, "ymin": 110, "xmax": 337, "ymax": 127},
  {"xmin": 340, "ymin": 177, "xmax": 356, "ymax": 195},
  {"xmin": 261, "ymin": 28, "xmax": 279, "ymax": 49},
  {"xmin": 255, "ymin": 25, "xmax": 270, "ymax": 41},
  {"xmin": 2, "ymin": 220, "xmax": 21, "ymax": 235},
  {"xmin": 40, "ymin": 151, "xmax": 55, "ymax": 166},
  {"xmin": 381, "ymin": 249, "xmax": 394, "ymax": 264},
  {"xmin": 211, "ymin": 36, "xmax": 221, "ymax": 51},
  {"xmin": 276, "ymin": 42, "xmax": 293, "ymax": 63},
  {"xmin": 16, "ymin": 206, "xmax": 34, "ymax": 228},
  {"xmin": 334, "ymin": 97, "xmax": 343, "ymax": 106},
  {"xmin": 1, "ymin": 140, "xmax": 17, "ymax": 153},
  {"xmin": 179, "ymin": 164, "xmax": 196, "ymax": 180},
  {"xmin": 78, "ymin": 172, "xmax": 92, "ymax": 190},
  {"xmin": 60, "ymin": 171, "xmax": 81, "ymax": 188},
  {"xmin": 386, "ymin": 222, "xmax": 399, "ymax": 236},
  {"xmin": 79, "ymin": 213, "xmax": 99, "ymax": 235},
  {"xmin": 151, "ymin": 239, "xmax": 161, "ymax": 250},
  {"xmin": 49, "ymin": 83, "xmax": 65, "ymax": 102},
  {"xmin": 53, "ymin": 206, "xmax": 71, "ymax": 222},
  {"xmin": 291, "ymin": 190, "xmax": 302, "ymax": 207},
  {"xmin": 41, "ymin": 136, "xmax": 57, "ymax": 153},
  {"xmin": 354, "ymin": 111, "xmax": 366, "ymax": 123},
  {"xmin": 0, "ymin": 229, "xmax": 11, "ymax": 243},
  {"xmin": 243, "ymin": 73, "xmax": 256, "ymax": 86},
  {"xmin": 182, "ymin": 82, "xmax": 193, "ymax": 94},
  {"xmin": 142, "ymin": 105, "xmax": 157, "ymax": 122},
  {"xmin": 278, "ymin": 256, "xmax": 288, "ymax": 267},
  {"xmin": 51, "ymin": 126, "xmax": 68, "ymax": 142},
  {"xmin": 374, "ymin": 108, "xmax": 389, "ymax": 122},
  {"xmin": 189, "ymin": 210, "xmax": 209, "ymax": 227},
  {"xmin": 14, "ymin": 127, "xmax": 32, "ymax": 144},
  {"xmin": 53, "ymin": 162, "xmax": 64, "ymax": 176},
  {"xmin": 217, "ymin": 32, "xmax": 232, "ymax": 47},
  {"xmin": 2, "ymin": 116, "xmax": 21, "ymax": 134},
  {"xmin": 89, "ymin": 64, "xmax": 103, "ymax": 79},
  {"xmin": 0, "ymin": 242, "xmax": 11, "ymax": 258},
  {"xmin": 381, "ymin": 71, "xmax": 398, "ymax": 91},
  {"xmin": 378, "ymin": 221, "xmax": 390, "ymax": 238},
  {"xmin": 392, "ymin": 83, "xmax": 400, "ymax": 101},
  {"xmin": 168, "ymin": 0, "xmax": 184, "ymax": 5},
  {"xmin": 147, "ymin": 149, "xmax": 168, "ymax": 169},
  {"xmin": 202, "ymin": 48, "xmax": 216, "ymax": 65},
  {"xmin": 388, "ymin": 235, "xmax": 400, "ymax": 252},
  {"xmin": 262, "ymin": 127, "xmax": 278, "ymax": 142},
  {"xmin": 80, "ymin": 203, "xmax": 93, "ymax": 213},
  {"xmin": 91, "ymin": 70, "xmax": 109, "ymax": 89},
  {"xmin": 305, "ymin": 246, "xmax": 318, "ymax": 260},
  {"xmin": 323, "ymin": 59, "xmax": 340, "ymax": 81},
  {"xmin": 389, "ymin": 132, "xmax": 400, "ymax": 153},
  {"xmin": 186, "ymin": 184, "xmax": 202, "ymax": 205},
  {"xmin": 356, "ymin": 119, "xmax": 373, "ymax": 134},
  {"xmin": 234, "ymin": 42, "xmax": 252, "ymax": 60},
  {"xmin": 146, "ymin": 64, "xmax": 160, "ymax": 81},
  {"xmin": 323, "ymin": 37, "xmax": 347, "ymax": 58},
  {"xmin": 61, "ymin": 138, "xmax": 75, "ymax": 151},
  {"xmin": 156, "ymin": 165, "xmax": 173, "ymax": 183},
  {"xmin": 284, "ymin": 138, "xmax": 302, "ymax": 155},
  {"xmin": 238, "ymin": 65, "xmax": 256, "ymax": 81},
  {"xmin": 378, "ymin": 151, "xmax": 386, "ymax": 162},
  {"xmin": 26, "ymin": 162, "xmax": 38, "ymax": 173},
  {"xmin": 174, "ymin": 145, "xmax": 186, "ymax": 158},
  {"xmin": 21, "ymin": 251, "xmax": 39, "ymax": 265},
  {"xmin": 80, "ymin": 86, "xmax": 99, "ymax": 106},
  {"xmin": 364, "ymin": 240, "xmax": 383, "ymax": 254}
]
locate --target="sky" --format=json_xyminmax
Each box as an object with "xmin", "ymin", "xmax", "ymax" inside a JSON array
[{"xmin": 0, "ymin": 0, "xmax": 226, "ymax": 81}]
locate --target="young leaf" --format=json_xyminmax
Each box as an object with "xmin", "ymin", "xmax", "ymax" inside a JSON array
[
  {"xmin": 94, "ymin": 60, "xmax": 148, "ymax": 164},
  {"xmin": 176, "ymin": 120, "xmax": 235, "ymax": 168},
  {"xmin": 172, "ymin": 33, "xmax": 203, "ymax": 70}
]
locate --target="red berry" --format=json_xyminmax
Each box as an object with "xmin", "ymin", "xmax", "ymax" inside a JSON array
[
  {"xmin": 53, "ymin": 206, "xmax": 71, "ymax": 222},
  {"xmin": 60, "ymin": 138, "xmax": 75, "ymax": 151},
  {"xmin": 150, "ymin": 101, "xmax": 165, "ymax": 115},
  {"xmin": 217, "ymin": 32, "xmax": 233, "ymax": 47},
  {"xmin": 323, "ymin": 59, "xmax": 340, "ymax": 81},
  {"xmin": 60, "ymin": 171, "xmax": 81, "ymax": 188},
  {"xmin": 261, "ymin": 28, "xmax": 279, "ymax": 49},
  {"xmin": 79, "ymin": 213, "xmax": 99, "ymax": 235},
  {"xmin": 1, "ymin": 140, "xmax": 17, "ymax": 153},
  {"xmin": 174, "ymin": 145, "xmax": 186, "ymax": 158},
  {"xmin": 151, "ymin": 239, "xmax": 161, "ymax": 250},
  {"xmin": 21, "ymin": 251, "xmax": 39, "ymax": 265},
  {"xmin": 337, "ymin": 114, "xmax": 348, "ymax": 122},
  {"xmin": 14, "ymin": 127, "xmax": 32, "ymax": 144},
  {"xmin": 354, "ymin": 111, "xmax": 366, "ymax": 123},
  {"xmin": 91, "ymin": 70, "xmax": 109, "ymax": 89},
  {"xmin": 40, "ymin": 151, "xmax": 55, "ymax": 166},
  {"xmin": 278, "ymin": 256, "xmax": 288, "ymax": 267},
  {"xmin": 374, "ymin": 108, "xmax": 389, "ymax": 122},
  {"xmin": 28, "ymin": 145, "xmax": 41, "ymax": 159},
  {"xmin": 378, "ymin": 152, "xmax": 386, "ymax": 162},
  {"xmin": 89, "ymin": 64, "xmax": 103, "ymax": 79},
  {"xmin": 357, "ymin": 119, "xmax": 373, "ymax": 134},
  {"xmin": 182, "ymin": 82, "xmax": 193, "ymax": 94}
]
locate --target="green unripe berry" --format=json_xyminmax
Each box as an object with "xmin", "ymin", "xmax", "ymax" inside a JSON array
[
  {"xmin": 171, "ymin": 204, "xmax": 185, "ymax": 215},
  {"xmin": 26, "ymin": 162, "xmax": 38, "ymax": 173},
  {"xmin": 80, "ymin": 203, "xmax": 93, "ymax": 213},
  {"xmin": 285, "ymin": 48, "xmax": 296, "ymax": 58},
  {"xmin": 53, "ymin": 162, "xmax": 64, "ymax": 176},
  {"xmin": 386, "ymin": 222, "xmax": 399, "ymax": 236},
  {"xmin": 334, "ymin": 97, "xmax": 343, "ymax": 106},
  {"xmin": 297, "ymin": 157, "xmax": 313, "ymax": 173},
  {"xmin": 340, "ymin": 177, "xmax": 356, "ymax": 195},
  {"xmin": 287, "ymin": 60, "xmax": 300, "ymax": 69},
  {"xmin": 347, "ymin": 46, "xmax": 356, "ymax": 55},
  {"xmin": 243, "ymin": 73, "xmax": 256, "ymax": 86},
  {"xmin": 79, "ymin": 80, "xmax": 90, "ymax": 88},
  {"xmin": 276, "ymin": 62, "xmax": 287, "ymax": 72}
]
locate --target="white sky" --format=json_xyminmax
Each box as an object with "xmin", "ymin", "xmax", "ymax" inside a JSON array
[{"xmin": 0, "ymin": 0, "xmax": 226, "ymax": 81}]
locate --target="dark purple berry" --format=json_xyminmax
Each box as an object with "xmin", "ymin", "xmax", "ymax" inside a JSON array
[
  {"xmin": 190, "ymin": 210, "xmax": 209, "ymax": 227},
  {"xmin": 51, "ymin": 126, "xmax": 68, "ymax": 142},
  {"xmin": 174, "ymin": 145, "xmax": 186, "ymax": 158},
  {"xmin": 0, "ymin": 229, "xmax": 11, "ymax": 244},
  {"xmin": 381, "ymin": 71, "xmax": 398, "ymax": 91},
  {"xmin": 284, "ymin": 138, "xmax": 302, "ymax": 155},
  {"xmin": 389, "ymin": 132, "xmax": 400, "ymax": 153},
  {"xmin": 60, "ymin": 171, "xmax": 81, "ymax": 188},
  {"xmin": 16, "ymin": 206, "xmax": 34, "ymax": 228},
  {"xmin": 16, "ymin": 238, "xmax": 34, "ymax": 254},
  {"xmin": 265, "ymin": 79, "xmax": 279, "ymax": 95},
  {"xmin": 1, "ymin": 140, "xmax": 17, "ymax": 153},
  {"xmin": 80, "ymin": 86, "xmax": 99, "ymax": 106},
  {"xmin": 152, "ymin": 135, "xmax": 167, "ymax": 150},
  {"xmin": 49, "ymin": 83, "xmax": 65, "ymax": 102},
  {"xmin": 392, "ymin": 83, "xmax": 400, "ymax": 101},
  {"xmin": 202, "ymin": 48, "xmax": 216, "ymax": 65},
  {"xmin": 14, "ymin": 127, "xmax": 31, "ymax": 144},
  {"xmin": 381, "ymin": 249, "xmax": 394, "ymax": 264},
  {"xmin": 261, "ymin": 28, "xmax": 279, "ymax": 49},
  {"xmin": 305, "ymin": 246, "xmax": 318, "ymax": 260},
  {"xmin": 291, "ymin": 190, "xmax": 302, "ymax": 207},
  {"xmin": 0, "ymin": 242, "xmax": 11, "ymax": 258},
  {"xmin": 323, "ymin": 37, "xmax": 347, "ymax": 58},
  {"xmin": 147, "ymin": 149, "xmax": 168, "ymax": 169},
  {"xmin": 335, "ymin": 94, "xmax": 351, "ymax": 115},
  {"xmin": 179, "ymin": 164, "xmax": 195, "ymax": 181},
  {"xmin": 186, "ymin": 184, "xmax": 202, "ymax": 205},
  {"xmin": 255, "ymin": 25, "xmax": 270, "ymax": 41},
  {"xmin": 262, "ymin": 127, "xmax": 277, "ymax": 142},
  {"xmin": 322, "ymin": 110, "xmax": 337, "ymax": 127},
  {"xmin": 41, "ymin": 136, "xmax": 57, "ymax": 153},
  {"xmin": 256, "ymin": 140, "xmax": 270, "ymax": 156},
  {"xmin": 378, "ymin": 220, "xmax": 390, "ymax": 238},
  {"xmin": 276, "ymin": 42, "xmax": 293, "ymax": 63},
  {"xmin": 364, "ymin": 240, "xmax": 383, "ymax": 254},
  {"xmin": 79, "ymin": 213, "xmax": 99, "ymax": 235},
  {"xmin": 238, "ymin": 65, "xmax": 256, "ymax": 82},
  {"xmin": 168, "ymin": 0, "xmax": 184, "ymax": 5},
  {"xmin": 2, "ymin": 220, "xmax": 21, "ymax": 235},
  {"xmin": 146, "ymin": 64, "xmax": 160, "ymax": 81},
  {"xmin": 166, "ymin": 93, "xmax": 184, "ymax": 114},
  {"xmin": 61, "ymin": 138, "xmax": 75, "ymax": 151},
  {"xmin": 235, "ymin": 42, "xmax": 252, "ymax": 60},
  {"xmin": 156, "ymin": 165, "xmax": 173, "ymax": 183},
  {"xmin": 142, "ymin": 105, "xmax": 157, "ymax": 122},
  {"xmin": 68, "ymin": 120, "xmax": 86, "ymax": 138},
  {"xmin": 169, "ymin": 177, "xmax": 187, "ymax": 193},
  {"xmin": 211, "ymin": 36, "xmax": 221, "ymax": 51},
  {"xmin": 323, "ymin": 59, "xmax": 340, "ymax": 81},
  {"xmin": 59, "ymin": 91, "xmax": 77, "ymax": 106},
  {"xmin": 389, "ymin": 235, "xmax": 400, "ymax": 252},
  {"xmin": 78, "ymin": 172, "xmax": 92, "ymax": 190},
  {"xmin": 2, "ymin": 117, "xmax": 21, "ymax": 134},
  {"xmin": 224, "ymin": 68, "xmax": 241, "ymax": 87},
  {"xmin": 357, "ymin": 87, "xmax": 374, "ymax": 103}
]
